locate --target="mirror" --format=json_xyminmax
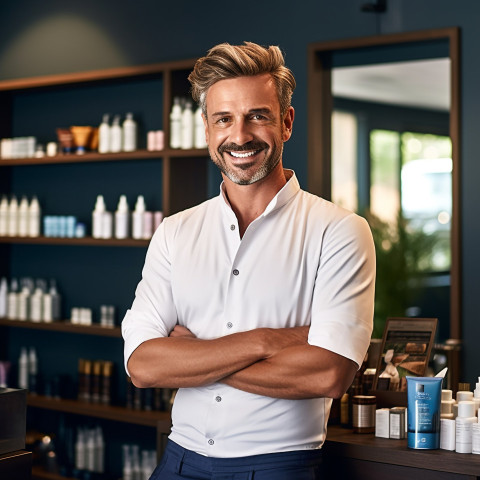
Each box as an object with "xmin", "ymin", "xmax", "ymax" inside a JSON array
[{"xmin": 307, "ymin": 28, "xmax": 460, "ymax": 343}]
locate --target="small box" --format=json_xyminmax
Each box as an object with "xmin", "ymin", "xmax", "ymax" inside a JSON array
[
  {"xmin": 0, "ymin": 388, "xmax": 27, "ymax": 455},
  {"xmin": 375, "ymin": 408, "xmax": 390, "ymax": 438}
]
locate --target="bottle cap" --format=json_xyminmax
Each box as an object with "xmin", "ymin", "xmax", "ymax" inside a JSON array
[
  {"xmin": 457, "ymin": 391, "xmax": 474, "ymax": 402},
  {"xmin": 457, "ymin": 400, "xmax": 475, "ymax": 418},
  {"xmin": 442, "ymin": 389, "xmax": 453, "ymax": 401}
]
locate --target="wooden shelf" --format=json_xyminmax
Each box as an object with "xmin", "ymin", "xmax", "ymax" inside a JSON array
[
  {"xmin": 0, "ymin": 318, "xmax": 121, "ymax": 337},
  {"xmin": 31, "ymin": 466, "xmax": 75, "ymax": 480},
  {"xmin": 27, "ymin": 394, "xmax": 171, "ymax": 430},
  {"xmin": 0, "ymin": 148, "xmax": 208, "ymax": 166},
  {"xmin": 0, "ymin": 235, "xmax": 150, "ymax": 247}
]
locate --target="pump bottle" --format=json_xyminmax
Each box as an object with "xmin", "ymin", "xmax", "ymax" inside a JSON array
[
  {"xmin": 28, "ymin": 196, "xmax": 41, "ymax": 237},
  {"xmin": 92, "ymin": 195, "xmax": 106, "ymax": 239},
  {"xmin": 132, "ymin": 196, "xmax": 146, "ymax": 240},
  {"xmin": 17, "ymin": 196, "xmax": 29, "ymax": 237},
  {"xmin": 115, "ymin": 195, "xmax": 130, "ymax": 239},
  {"xmin": 181, "ymin": 100, "xmax": 194, "ymax": 149},
  {"xmin": 98, "ymin": 114, "xmax": 110, "ymax": 153},
  {"xmin": 123, "ymin": 113, "xmax": 137, "ymax": 152},
  {"xmin": 7, "ymin": 195, "xmax": 18, "ymax": 236},
  {"xmin": 110, "ymin": 115, "xmax": 122, "ymax": 153},
  {"xmin": 7, "ymin": 278, "xmax": 19, "ymax": 319},
  {"xmin": 194, "ymin": 105, "xmax": 207, "ymax": 149},
  {"xmin": 18, "ymin": 347, "xmax": 28, "ymax": 390},
  {"xmin": 169, "ymin": 97, "xmax": 182, "ymax": 149}
]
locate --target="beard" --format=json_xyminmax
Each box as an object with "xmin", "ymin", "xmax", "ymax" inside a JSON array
[{"xmin": 209, "ymin": 138, "xmax": 284, "ymax": 186}]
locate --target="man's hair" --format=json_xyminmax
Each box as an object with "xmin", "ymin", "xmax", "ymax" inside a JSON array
[{"xmin": 188, "ymin": 41, "xmax": 296, "ymax": 117}]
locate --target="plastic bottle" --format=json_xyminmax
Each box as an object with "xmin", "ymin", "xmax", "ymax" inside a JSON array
[
  {"xmin": 86, "ymin": 428, "xmax": 95, "ymax": 472},
  {"xmin": 0, "ymin": 195, "xmax": 8, "ymax": 236},
  {"xmin": 28, "ymin": 196, "xmax": 41, "ymax": 237},
  {"xmin": 0, "ymin": 277, "xmax": 7, "ymax": 318},
  {"xmin": 94, "ymin": 427, "xmax": 105, "ymax": 473},
  {"xmin": 17, "ymin": 278, "xmax": 32, "ymax": 321},
  {"xmin": 115, "ymin": 195, "xmax": 130, "ymax": 239},
  {"xmin": 7, "ymin": 195, "xmax": 18, "ymax": 236},
  {"xmin": 98, "ymin": 114, "xmax": 111, "ymax": 154},
  {"xmin": 132, "ymin": 196, "xmax": 146, "ymax": 240},
  {"xmin": 75, "ymin": 428, "xmax": 86, "ymax": 471},
  {"xmin": 30, "ymin": 279, "xmax": 45, "ymax": 322},
  {"xmin": 181, "ymin": 100, "xmax": 194, "ymax": 149},
  {"xmin": 48, "ymin": 279, "xmax": 61, "ymax": 321},
  {"xmin": 18, "ymin": 347, "xmax": 28, "ymax": 389},
  {"xmin": 17, "ymin": 196, "xmax": 29, "ymax": 237},
  {"xmin": 169, "ymin": 97, "xmax": 182, "ymax": 149},
  {"xmin": 456, "ymin": 400, "xmax": 476, "ymax": 453},
  {"xmin": 131, "ymin": 444, "xmax": 141, "ymax": 480},
  {"xmin": 122, "ymin": 444, "xmax": 133, "ymax": 480},
  {"xmin": 194, "ymin": 105, "xmax": 207, "ymax": 149},
  {"xmin": 92, "ymin": 195, "xmax": 106, "ymax": 239},
  {"xmin": 474, "ymin": 377, "xmax": 480, "ymax": 416},
  {"xmin": 123, "ymin": 112, "xmax": 137, "ymax": 152},
  {"xmin": 110, "ymin": 114, "xmax": 122, "ymax": 153},
  {"xmin": 7, "ymin": 278, "xmax": 19, "ymax": 319}
]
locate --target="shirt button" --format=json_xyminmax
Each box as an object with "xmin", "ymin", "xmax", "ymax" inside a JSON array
[
  {"xmin": 233, "ymin": 269, "xmax": 239, "ymax": 276},
  {"xmin": 230, "ymin": 224, "xmax": 235, "ymax": 231},
  {"xmin": 215, "ymin": 396, "xmax": 222, "ymax": 402},
  {"xmin": 226, "ymin": 322, "xmax": 233, "ymax": 329},
  {"xmin": 208, "ymin": 439, "xmax": 214, "ymax": 445}
]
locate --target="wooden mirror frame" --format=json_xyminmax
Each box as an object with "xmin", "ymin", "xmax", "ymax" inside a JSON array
[{"xmin": 307, "ymin": 27, "xmax": 461, "ymax": 340}]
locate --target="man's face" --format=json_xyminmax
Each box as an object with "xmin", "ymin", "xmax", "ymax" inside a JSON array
[{"xmin": 203, "ymin": 74, "xmax": 294, "ymax": 185}]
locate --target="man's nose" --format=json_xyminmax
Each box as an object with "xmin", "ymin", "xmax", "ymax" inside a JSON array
[{"xmin": 230, "ymin": 119, "xmax": 254, "ymax": 146}]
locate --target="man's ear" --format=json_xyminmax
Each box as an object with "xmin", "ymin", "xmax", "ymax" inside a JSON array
[{"xmin": 282, "ymin": 107, "xmax": 295, "ymax": 142}]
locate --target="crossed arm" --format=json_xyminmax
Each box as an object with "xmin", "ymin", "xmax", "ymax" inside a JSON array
[{"xmin": 127, "ymin": 324, "xmax": 357, "ymax": 400}]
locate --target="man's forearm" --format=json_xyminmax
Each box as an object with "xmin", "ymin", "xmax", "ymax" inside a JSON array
[
  {"xmin": 127, "ymin": 326, "xmax": 309, "ymax": 389},
  {"xmin": 221, "ymin": 344, "xmax": 357, "ymax": 400}
]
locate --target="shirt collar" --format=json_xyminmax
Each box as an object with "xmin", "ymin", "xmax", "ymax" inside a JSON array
[{"xmin": 219, "ymin": 169, "xmax": 300, "ymax": 219}]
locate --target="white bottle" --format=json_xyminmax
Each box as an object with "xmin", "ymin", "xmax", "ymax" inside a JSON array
[
  {"xmin": 131, "ymin": 444, "xmax": 141, "ymax": 480},
  {"xmin": 86, "ymin": 428, "xmax": 95, "ymax": 472},
  {"xmin": 98, "ymin": 114, "xmax": 111, "ymax": 154},
  {"xmin": 28, "ymin": 196, "xmax": 41, "ymax": 237},
  {"xmin": 115, "ymin": 195, "xmax": 130, "ymax": 239},
  {"xmin": 101, "ymin": 210, "xmax": 113, "ymax": 239},
  {"xmin": 7, "ymin": 195, "xmax": 18, "ymax": 236},
  {"xmin": 456, "ymin": 400, "xmax": 476, "ymax": 453},
  {"xmin": 75, "ymin": 428, "xmax": 86, "ymax": 471},
  {"xmin": 110, "ymin": 115, "xmax": 123, "ymax": 153},
  {"xmin": 181, "ymin": 100, "xmax": 194, "ymax": 149},
  {"xmin": 0, "ymin": 277, "xmax": 7, "ymax": 318},
  {"xmin": 122, "ymin": 445, "xmax": 133, "ymax": 480},
  {"xmin": 48, "ymin": 279, "xmax": 61, "ymax": 321},
  {"xmin": 17, "ymin": 196, "xmax": 29, "ymax": 237},
  {"xmin": 473, "ymin": 377, "xmax": 480, "ymax": 416},
  {"xmin": 18, "ymin": 347, "xmax": 28, "ymax": 389},
  {"xmin": 194, "ymin": 105, "xmax": 207, "ymax": 149},
  {"xmin": 17, "ymin": 278, "xmax": 31, "ymax": 321},
  {"xmin": 132, "ymin": 195, "xmax": 146, "ymax": 240},
  {"xmin": 0, "ymin": 195, "xmax": 9, "ymax": 236},
  {"xmin": 92, "ymin": 195, "xmax": 106, "ymax": 239},
  {"xmin": 123, "ymin": 112, "xmax": 137, "ymax": 152},
  {"xmin": 7, "ymin": 278, "xmax": 19, "ymax": 319},
  {"xmin": 169, "ymin": 97, "xmax": 182, "ymax": 149},
  {"xmin": 30, "ymin": 280, "xmax": 45, "ymax": 322}
]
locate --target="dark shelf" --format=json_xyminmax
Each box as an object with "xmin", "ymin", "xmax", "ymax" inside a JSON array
[
  {"xmin": 0, "ymin": 235, "xmax": 150, "ymax": 247},
  {"xmin": 0, "ymin": 318, "xmax": 121, "ymax": 337},
  {"xmin": 0, "ymin": 148, "xmax": 208, "ymax": 166},
  {"xmin": 27, "ymin": 394, "xmax": 171, "ymax": 429}
]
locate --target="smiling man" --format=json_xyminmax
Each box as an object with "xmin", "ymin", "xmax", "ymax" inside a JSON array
[{"xmin": 122, "ymin": 42, "xmax": 375, "ymax": 480}]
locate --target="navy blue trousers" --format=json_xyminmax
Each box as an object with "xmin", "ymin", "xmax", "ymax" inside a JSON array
[{"xmin": 150, "ymin": 440, "xmax": 323, "ymax": 479}]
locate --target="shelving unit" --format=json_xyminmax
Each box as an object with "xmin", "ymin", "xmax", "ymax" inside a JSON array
[{"xmin": 0, "ymin": 58, "xmax": 210, "ymax": 479}]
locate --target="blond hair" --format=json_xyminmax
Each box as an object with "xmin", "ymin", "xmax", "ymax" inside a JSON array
[{"xmin": 188, "ymin": 41, "xmax": 296, "ymax": 116}]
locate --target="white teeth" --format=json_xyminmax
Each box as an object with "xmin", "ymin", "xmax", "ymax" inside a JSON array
[{"xmin": 230, "ymin": 150, "xmax": 257, "ymax": 158}]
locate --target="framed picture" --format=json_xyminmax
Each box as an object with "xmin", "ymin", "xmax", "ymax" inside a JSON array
[{"xmin": 373, "ymin": 317, "xmax": 438, "ymax": 393}]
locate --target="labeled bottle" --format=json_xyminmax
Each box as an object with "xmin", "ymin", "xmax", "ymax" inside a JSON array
[
  {"xmin": 17, "ymin": 196, "xmax": 29, "ymax": 237},
  {"xmin": 7, "ymin": 195, "xmax": 18, "ymax": 236},
  {"xmin": 29, "ymin": 279, "xmax": 45, "ymax": 322},
  {"xmin": 132, "ymin": 195, "xmax": 146, "ymax": 239},
  {"xmin": 17, "ymin": 277, "xmax": 32, "ymax": 321},
  {"xmin": 0, "ymin": 195, "xmax": 8, "ymax": 236},
  {"xmin": 92, "ymin": 195, "xmax": 106, "ymax": 239},
  {"xmin": 181, "ymin": 100, "xmax": 194, "ymax": 149},
  {"xmin": 28, "ymin": 196, "xmax": 41, "ymax": 237},
  {"xmin": 169, "ymin": 97, "xmax": 182, "ymax": 149},
  {"xmin": 110, "ymin": 114, "xmax": 122, "ymax": 153},
  {"xmin": 75, "ymin": 428, "xmax": 86, "ymax": 471},
  {"xmin": 98, "ymin": 114, "xmax": 111, "ymax": 153},
  {"xmin": 123, "ymin": 112, "xmax": 137, "ymax": 152},
  {"xmin": 194, "ymin": 105, "xmax": 207, "ymax": 149},
  {"xmin": 115, "ymin": 195, "xmax": 130, "ymax": 239},
  {"xmin": 456, "ymin": 400, "xmax": 476, "ymax": 453}
]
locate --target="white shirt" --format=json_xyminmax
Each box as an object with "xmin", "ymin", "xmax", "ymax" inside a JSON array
[{"xmin": 122, "ymin": 170, "xmax": 375, "ymax": 457}]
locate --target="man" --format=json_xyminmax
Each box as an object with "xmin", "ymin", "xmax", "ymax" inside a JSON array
[{"xmin": 122, "ymin": 41, "xmax": 375, "ymax": 479}]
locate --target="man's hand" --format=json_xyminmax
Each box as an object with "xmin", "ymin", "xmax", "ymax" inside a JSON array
[{"xmin": 169, "ymin": 325, "xmax": 196, "ymax": 338}]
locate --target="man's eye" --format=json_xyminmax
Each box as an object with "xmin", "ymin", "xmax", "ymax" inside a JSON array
[
  {"xmin": 252, "ymin": 114, "xmax": 267, "ymax": 121},
  {"xmin": 216, "ymin": 117, "xmax": 229, "ymax": 124}
]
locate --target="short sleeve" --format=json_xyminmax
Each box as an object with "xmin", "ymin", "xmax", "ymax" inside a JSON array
[{"xmin": 307, "ymin": 213, "xmax": 375, "ymax": 367}]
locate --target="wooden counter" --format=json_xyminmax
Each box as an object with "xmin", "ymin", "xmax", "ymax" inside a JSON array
[
  {"xmin": 0, "ymin": 450, "xmax": 32, "ymax": 480},
  {"xmin": 323, "ymin": 426, "xmax": 480, "ymax": 479}
]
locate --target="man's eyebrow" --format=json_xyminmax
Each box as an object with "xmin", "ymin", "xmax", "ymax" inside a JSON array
[
  {"xmin": 211, "ymin": 108, "xmax": 273, "ymax": 118},
  {"xmin": 211, "ymin": 111, "xmax": 231, "ymax": 118}
]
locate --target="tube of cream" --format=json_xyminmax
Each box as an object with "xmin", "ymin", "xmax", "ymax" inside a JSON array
[{"xmin": 406, "ymin": 376, "xmax": 443, "ymax": 449}]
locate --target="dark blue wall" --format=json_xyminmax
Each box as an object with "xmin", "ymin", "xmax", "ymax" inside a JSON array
[{"xmin": 1, "ymin": 1, "xmax": 478, "ymax": 382}]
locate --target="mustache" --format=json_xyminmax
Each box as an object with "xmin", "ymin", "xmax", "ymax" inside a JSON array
[{"xmin": 219, "ymin": 141, "xmax": 268, "ymax": 154}]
